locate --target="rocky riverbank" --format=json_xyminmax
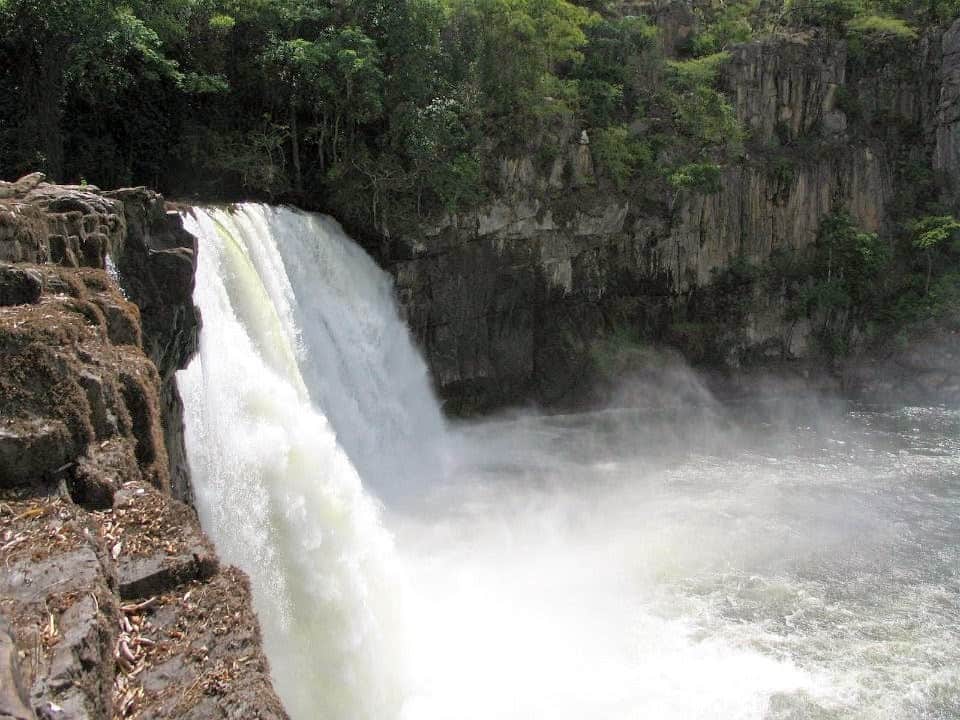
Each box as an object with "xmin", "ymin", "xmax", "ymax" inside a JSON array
[{"xmin": 0, "ymin": 176, "xmax": 287, "ymax": 720}]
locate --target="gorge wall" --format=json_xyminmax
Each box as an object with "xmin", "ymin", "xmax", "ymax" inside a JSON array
[
  {"xmin": 0, "ymin": 178, "xmax": 287, "ymax": 720},
  {"xmin": 388, "ymin": 15, "xmax": 960, "ymax": 413}
]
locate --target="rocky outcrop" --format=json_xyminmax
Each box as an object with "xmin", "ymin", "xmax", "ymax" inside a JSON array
[
  {"xmin": 723, "ymin": 31, "xmax": 848, "ymax": 146},
  {"xmin": 0, "ymin": 180, "xmax": 287, "ymax": 720},
  {"xmin": 104, "ymin": 189, "xmax": 200, "ymax": 505},
  {"xmin": 0, "ymin": 179, "xmax": 199, "ymax": 502},
  {"xmin": 389, "ymin": 23, "xmax": 960, "ymax": 412},
  {"xmin": 0, "ymin": 265, "xmax": 165, "ymax": 494}
]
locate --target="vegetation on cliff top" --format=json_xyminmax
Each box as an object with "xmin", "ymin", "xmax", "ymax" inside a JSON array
[{"xmin": 2, "ymin": 0, "xmax": 955, "ymax": 233}]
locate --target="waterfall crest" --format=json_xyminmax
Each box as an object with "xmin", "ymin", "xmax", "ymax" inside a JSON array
[{"xmin": 178, "ymin": 205, "xmax": 442, "ymax": 719}]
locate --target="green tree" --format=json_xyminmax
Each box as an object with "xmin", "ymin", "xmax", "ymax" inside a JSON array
[
  {"xmin": 911, "ymin": 215, "xmax": 960, "ymax": 295},
  {"xmin": 444, "ymin": 0, "xmax": 594, "ymax": 141},
  {"xmin": 800, "ymin": 210, "xmax": 892, "ymax": 353},
  {"xmin": 575, "ymin": 15, "xmax": 658, "ymax": 126},
  {"xmin": 0, "ymin": 0, "xmax": 179, "ymax": 179}
]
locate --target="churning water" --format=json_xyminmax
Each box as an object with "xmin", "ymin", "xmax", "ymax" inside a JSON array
[{"xmin": 179, "ymin": 205, "xmax": 960, "ymax": 720}]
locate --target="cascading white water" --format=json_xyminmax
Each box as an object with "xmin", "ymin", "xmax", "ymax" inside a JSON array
[
  {"xmin": 249, "ymin": 210, "xmax": 446, "ymax": 501},
  {"xmin": 178, "ymin": 205, "xmax": 443, "ymax": 720},
  {"xmin": 178, "ymin": 204, "xmax": 960, "ymax": 720}
]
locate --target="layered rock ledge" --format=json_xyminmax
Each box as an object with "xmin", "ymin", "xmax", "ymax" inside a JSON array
[{"xmin": 0, "ymin": 177, "xmax": 288, "ymax": 720}]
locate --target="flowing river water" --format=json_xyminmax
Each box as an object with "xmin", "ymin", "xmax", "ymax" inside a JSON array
[{"xmin": 179, "ymin": 205, "xmax": 960, "ymax": 720}]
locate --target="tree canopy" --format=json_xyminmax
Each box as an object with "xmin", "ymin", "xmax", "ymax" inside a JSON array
[{"xmin": 0, "ymin": 0, "xmax": 956, "ymax": 229}]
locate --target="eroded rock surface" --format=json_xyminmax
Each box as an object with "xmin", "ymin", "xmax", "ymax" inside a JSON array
[
  {"xmin": 0, "ymin": 181, "xmax": 287, "ymax": 720},
  {"xmin": 0, "ymin": 177, "xmax": 198, "ymax": 502}
]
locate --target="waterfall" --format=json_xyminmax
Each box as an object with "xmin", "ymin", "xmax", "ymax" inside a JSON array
[
  {"xmin": 178, "ymin": 205, "xmax": 443, "ymax": 719},
  {"xmin": 172, "ymin": 204, "xmax": 956, "ymax": 720}
]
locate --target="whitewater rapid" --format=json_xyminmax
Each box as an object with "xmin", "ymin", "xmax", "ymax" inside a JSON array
[{"xmin": 178, "ymin": 205, "xmax": 960, "ymax": 720}]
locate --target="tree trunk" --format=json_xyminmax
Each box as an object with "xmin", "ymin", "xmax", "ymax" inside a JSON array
[
  {"xmin": 290, "ymin": 97, "xmax": 302, "ymax": 193},
  {"xmin": 333, "ymin": 113, "xmax": 341, "ymax": 163},
  {"xmin": 318, "ymin": 110, "xmax": 328, "ymax": 171},
  {"xmin": 18, "ymin": 40, "xmax": 66, "ymax": 179}
]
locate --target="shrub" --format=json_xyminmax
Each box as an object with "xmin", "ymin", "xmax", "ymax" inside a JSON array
[
  {"xmin": 667, "ymin": 52, "xmax": 730, "ymax": 86},
  {"xmin": 591, "ymin": 125, "xmax": 654, "ymax": 188},
  {"xmin": 846, "ymin": 14, "xmax": 918, "ymax": 40},
  {"xmin": 668, "ymin": 162, "xmax": 723, "ymax": 192}
]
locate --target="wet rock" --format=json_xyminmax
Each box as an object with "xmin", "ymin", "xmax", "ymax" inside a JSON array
[
  {"xmin": 103, "ymin": 191, "xmax": 200, "ymax": 503},
  {"xmin": 160, "ymin": 380, "xmax": 194, "ymax": 507}
]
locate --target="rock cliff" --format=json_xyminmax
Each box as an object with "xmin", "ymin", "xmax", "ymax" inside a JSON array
[
  {"xmin": 0, "ymin": 179, "xmax": 288, "ymax": 720},
  {"xmin": 388, "ymin": 17, "xmax": 960, "ymax": 413}
]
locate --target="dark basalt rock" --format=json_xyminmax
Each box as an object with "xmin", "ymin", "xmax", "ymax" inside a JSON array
[
  {"xmin": 123, "ymin": 569, "xmax": 288, "ymax": 720},
  {"xmin": 0, "ymin": 179, "xmax": 199, "ymax": 502},
  {"xmin": 0, "ymin": 499, "xmax": 118, "ymax": 720},
  {"xmin": 389, "ymin": 23, "xmax": 960, "ymax": 413},
  {"xmin": 0, "ymin": 421, "xmax": 76, "ymax": 489}
]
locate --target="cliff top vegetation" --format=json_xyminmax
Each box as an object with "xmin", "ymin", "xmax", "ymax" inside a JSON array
[{"xmin": 1, "ymin": 0, "xmax": 956, "ymax": 232}]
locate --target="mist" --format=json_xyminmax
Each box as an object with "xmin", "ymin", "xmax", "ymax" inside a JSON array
[{"xmin": 387, "ymin": 361, "xmax": 960, "ymax": 720}]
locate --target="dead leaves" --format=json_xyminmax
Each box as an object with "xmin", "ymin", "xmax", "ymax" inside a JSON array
[
  {"xmin": 0, "ymin": 495, "xmax": 84, "ymax": 565},
  {"xmin": 112, "ymin": 597, "xmax": 160, "ymax": 719}
]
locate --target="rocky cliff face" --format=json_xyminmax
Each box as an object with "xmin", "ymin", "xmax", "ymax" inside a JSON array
[
  {"xmin": 0, "ymin": 179, "xmax": 288, "ymax": 720},
  {"xmin": 389, "ymin": 17, "xmax": 960, "ymax": 413},
  {"xmin": 937, "ymin": 20, "xmax": 960, "ymax": 204}
]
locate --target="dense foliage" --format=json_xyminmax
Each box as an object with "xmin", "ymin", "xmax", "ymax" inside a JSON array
[{"xmin": 0, "ymin": 0, "xmax": 956, "ymax": 245}]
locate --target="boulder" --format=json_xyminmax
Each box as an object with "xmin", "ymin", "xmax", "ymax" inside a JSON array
[{"xmin": 0, "ymin": 265, "xmax": 42, "ymax": 306}]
